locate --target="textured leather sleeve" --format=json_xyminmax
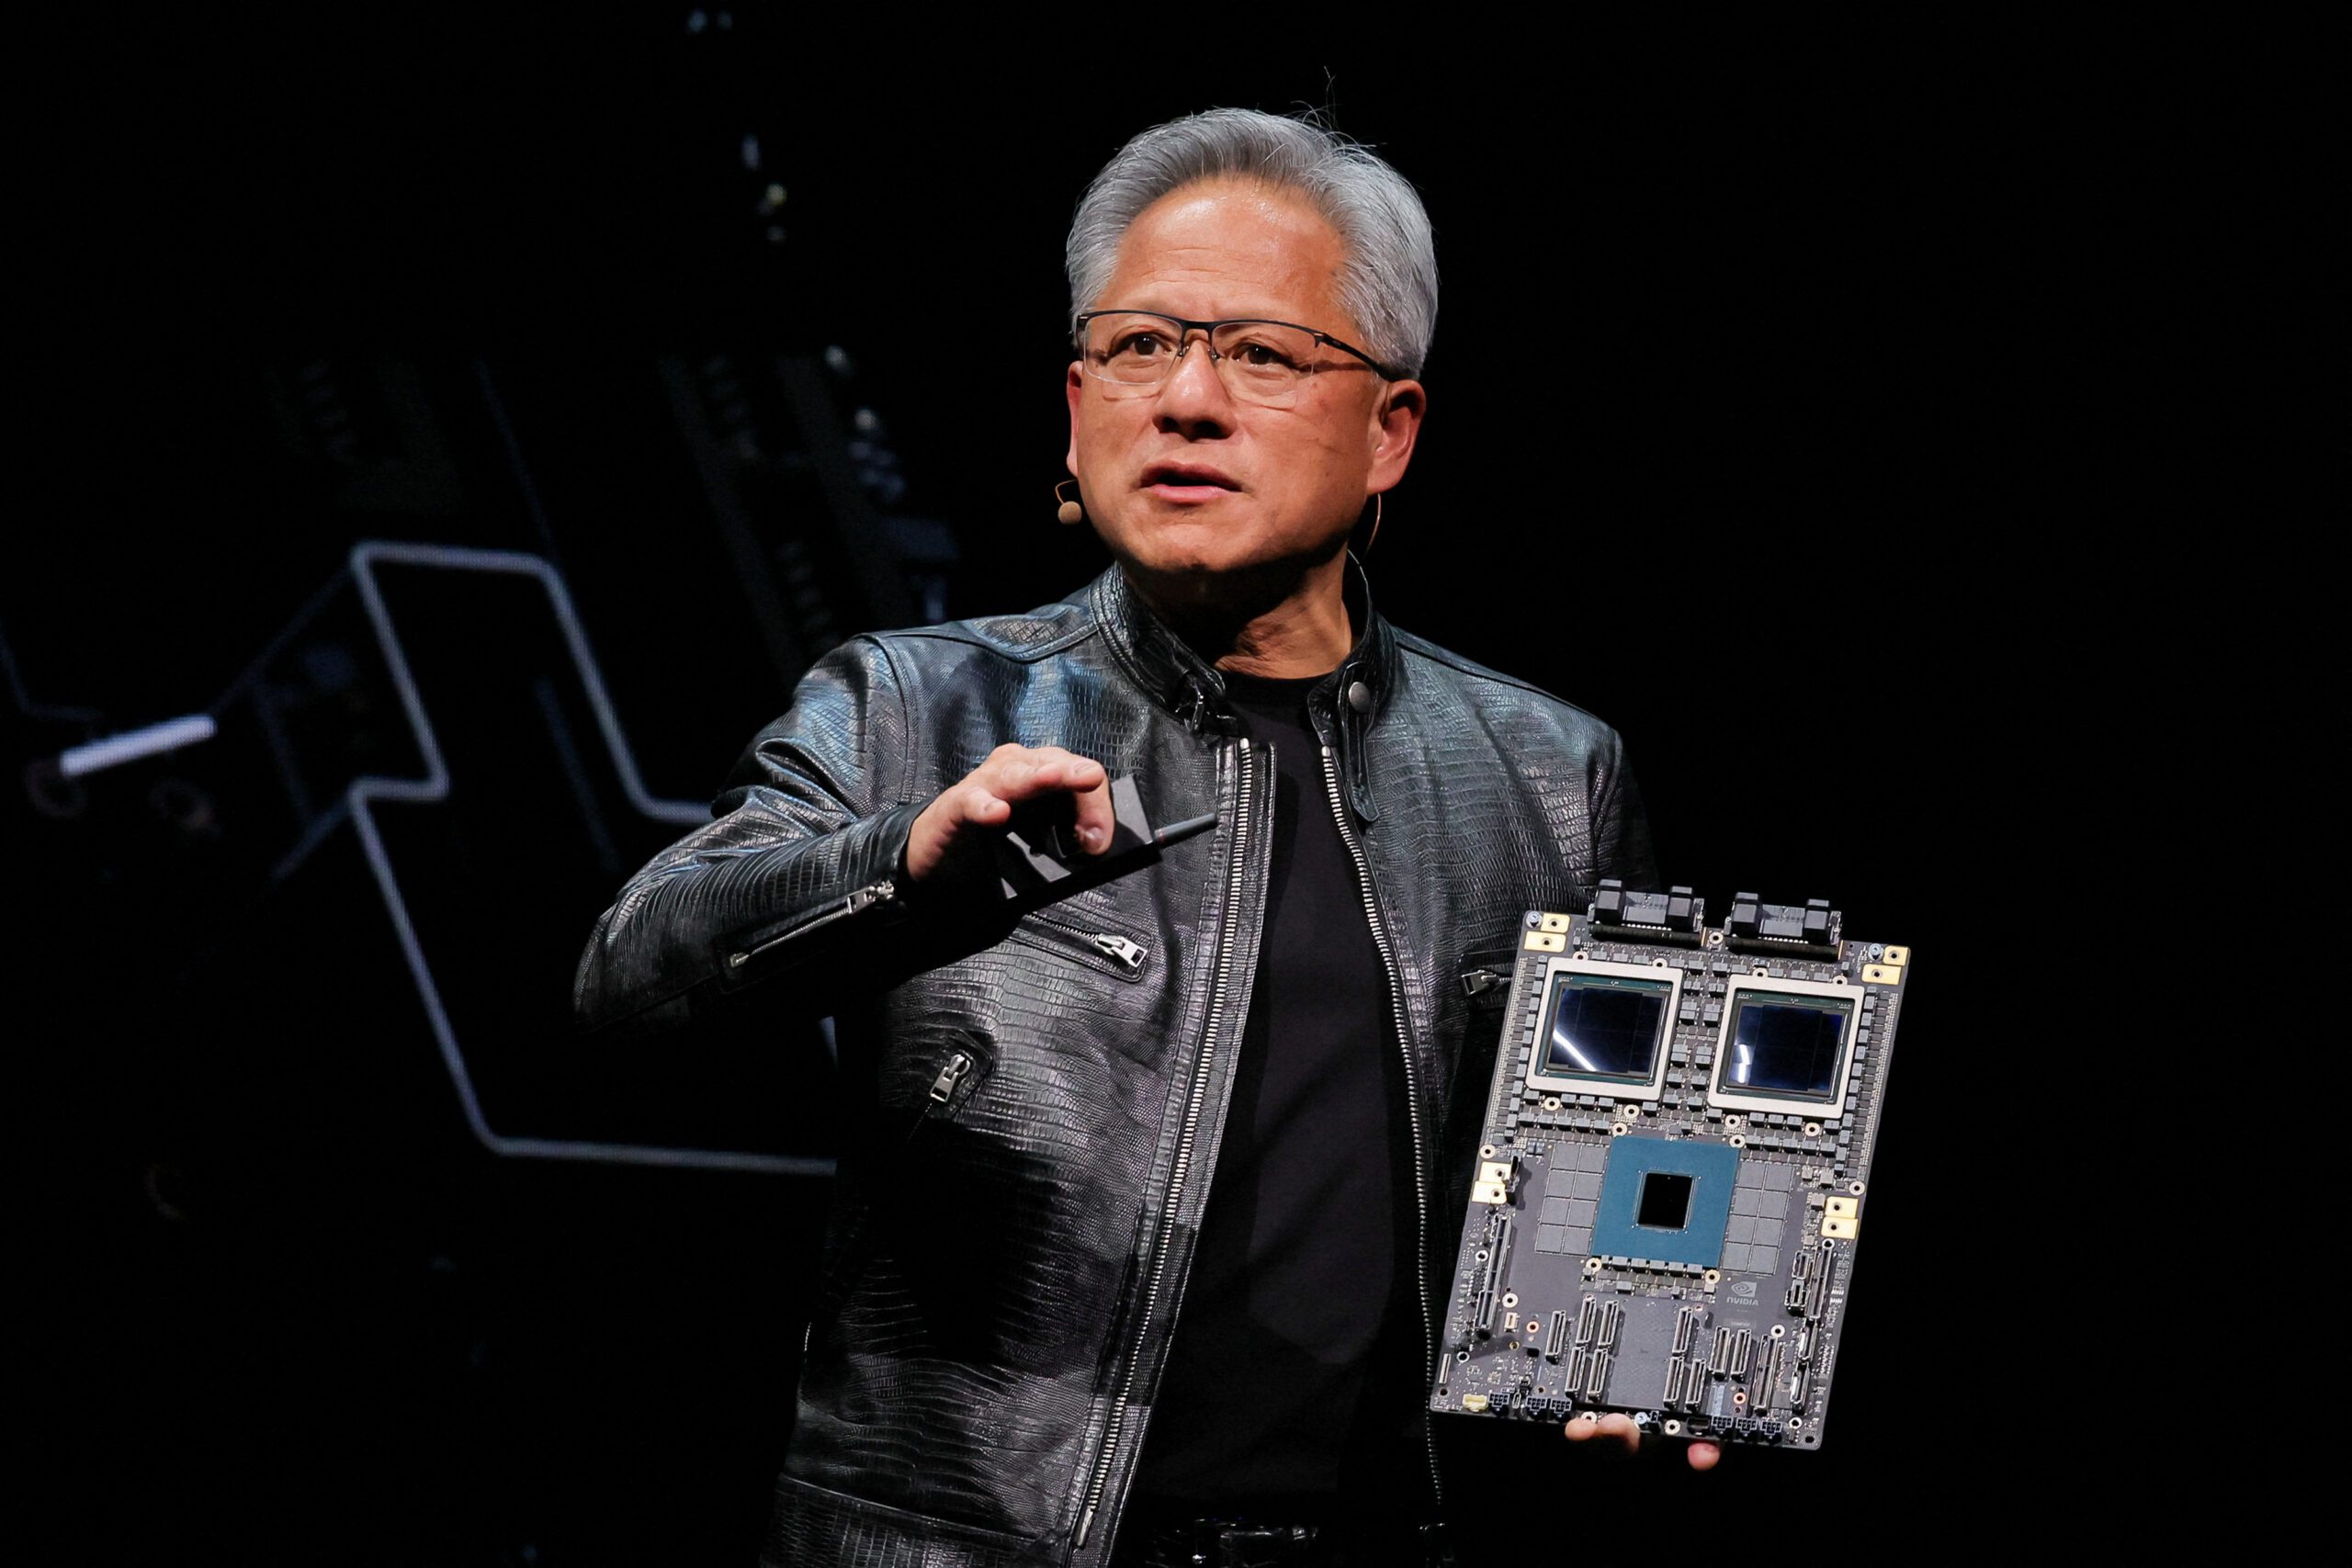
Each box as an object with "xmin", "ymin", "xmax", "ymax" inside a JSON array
[
  {"xmin": 571, "ymin": 634, "xmax": 931, "ymax": 1034},
  {"xmin": 1595, "ymin": 728, "xmax": 1662, "ymax": 893}
]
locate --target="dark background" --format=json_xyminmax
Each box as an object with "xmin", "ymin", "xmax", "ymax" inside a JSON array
[{"xmin": 10, "ymin": 18, "xmax": 2143, "ymax": 1563}]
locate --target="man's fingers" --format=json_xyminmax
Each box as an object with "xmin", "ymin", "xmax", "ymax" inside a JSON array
[
  {"xmin": 983, "ymin": 748, "xmax": 1106, "ymax": 803},
  {"xmin": 909, "ymin": 747, "xmax": 1116, "ymax": 883},
  {"xmin": 1564, "ymin": 1414, "xmax": 1718, "ymax": 1467},
  {"xmin": 975, "ymin": 748, "xmax": 1113, "ymax": 854},
  {"xmin": 1562, "ymin": 1413, "xmax": 1640, "ymax": 1456},
  {"xmin": 1069, "ymin": 772, "xmax": 1115, "ymax": 853},
  {"xmin": 961, "ymin": 786, "xmax": 1012, "ymax": 825}
]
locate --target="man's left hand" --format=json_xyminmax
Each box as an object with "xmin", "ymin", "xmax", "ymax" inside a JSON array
[{"xmin": 1564, "ymin": 1412, "xmax": 1719, "ymax": 1470}]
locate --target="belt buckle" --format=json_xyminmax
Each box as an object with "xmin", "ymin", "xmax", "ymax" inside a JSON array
[{"xmin": 1205, "ymin": 1518, "xmax": 1316, "ymax": 1567}]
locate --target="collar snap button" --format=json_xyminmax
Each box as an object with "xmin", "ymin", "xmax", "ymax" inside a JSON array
[{"xmin": 1346, "ymin": 680, "xmax": 1373, "ymax": 715}]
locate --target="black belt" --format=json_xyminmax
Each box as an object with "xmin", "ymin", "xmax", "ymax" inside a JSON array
[{"xmin": 1112, "ymin": 1502, "xmax": 1453, "ymax": 1567}]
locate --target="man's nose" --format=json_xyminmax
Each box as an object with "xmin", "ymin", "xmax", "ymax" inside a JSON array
[{"xmin": 1154, "ymin": 333, "xmax": 1236, "ymax": 428}]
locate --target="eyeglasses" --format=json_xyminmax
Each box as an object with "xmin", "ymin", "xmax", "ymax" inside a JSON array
[{"xmin": 1072, "ymin": 310, "xmax": 1396, "ymax": 407}]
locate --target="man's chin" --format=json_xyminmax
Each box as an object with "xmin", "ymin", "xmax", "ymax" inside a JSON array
[
  {"xmin": 1113, "ymin": 542, "xmax": 1347, "ymax": 610},
  {"xmin": 1120, "ymin": 546, "xmax": 1264, "ymax": 587}
]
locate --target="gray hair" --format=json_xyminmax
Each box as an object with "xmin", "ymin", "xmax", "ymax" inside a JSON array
[{"xmin": 1066, "ymin": 108, "xmax": 1439, "ymax": 379}]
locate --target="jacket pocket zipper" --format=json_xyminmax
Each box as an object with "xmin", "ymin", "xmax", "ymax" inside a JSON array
[
  {"xmin": 1458, "ymin": 944, "xmax": 1521, "ymax": 1005},
  {"xmin": 928, "ymin": 1049, "xmax": 976, "ymax": 1108},
  {"xmin": 729, "ymin": 879, "xmax": 898, "ymax": 972},
  {"xmin": 907, "ymin": 1046, "xmax": 986, "ymax": 1140},
  {"xmin": 1004, "ymin": 909, "xmax": 1149, "ymax": 981},
  {"xmin": 1460, "ymin": 965, "xmax": 1509, "ymax": 999}
]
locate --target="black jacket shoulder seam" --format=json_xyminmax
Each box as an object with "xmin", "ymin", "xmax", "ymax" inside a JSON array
[
  {"xmin": 879, "ymin": 615, "xmax": 1101, "ymax": 666},
  {"xmin": 1395, "ymin": 632, "xmax": 1611, "ymax": 729}
]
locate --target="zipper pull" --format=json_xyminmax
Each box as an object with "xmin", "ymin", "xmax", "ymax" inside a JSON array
[
  {"xmin": 1091, "ymin": 933, "xmax": 1146, "ymax": 973},
  {"xmin": 729, "ymin": 879, "xmax": 899, "ymax": 969},
  {"xmin": 928, "ymin": 1050, "xmax": 974, "ymax": 1104},
  {"xmin": 1179, "ymin": 678, "xmax": 1210, "ymax": 733},
  {"xmin": 1460, "ymin": 967, "xmax": 1507, "ymax": 998}
]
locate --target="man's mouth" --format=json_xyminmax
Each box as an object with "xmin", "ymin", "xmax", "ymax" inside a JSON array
[{"xmin": 1141, "ymin": 463, "xmax": 1241, "ymax": 498}]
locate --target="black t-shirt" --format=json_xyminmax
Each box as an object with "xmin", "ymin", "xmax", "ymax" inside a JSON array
[{"xmin": 1129, "ymin": 669, "xmax": 1422, "ymax": 1513}]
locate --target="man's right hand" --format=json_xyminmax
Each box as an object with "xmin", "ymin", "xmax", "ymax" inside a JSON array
[{"xmin": 905, "ymin": 744, "xmax": 1114, "ymax": 884}]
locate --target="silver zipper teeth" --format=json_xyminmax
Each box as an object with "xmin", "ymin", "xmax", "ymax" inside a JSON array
[
  {"xmin": 1073, "ymin": 739, "xmax": 1256, "ymax": 1551},
  {"xmin": 1320, "ymin": 744, "xmax": 1446, "ymax": 1513},
  {"xmin": 1018, "ymin": 917, "xmax": 1147, "ymax": 976},
  {"xmin": 730, "ymin": 879, "xmax": 896, "ymax": 968}
]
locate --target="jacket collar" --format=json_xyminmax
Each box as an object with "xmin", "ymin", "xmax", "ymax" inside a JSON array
[{"xmin": 1088, "ymin": 551, "xmax": 1399, "ymax": 738}]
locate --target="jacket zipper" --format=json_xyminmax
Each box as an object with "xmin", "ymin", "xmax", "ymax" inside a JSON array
[
  {"xmin": 802, "ymin": 1041, "xmax": 985, "ymax": 1381},
  {"xmin": 1006, "ymin": 909, "xmax": 1149, "ymax": 979},
  {"xmin": 925, "ymin": 1050, "xmax": 975, "ymax": 1112},
  {"xmin": 728, "ymin": 879, "xmax": 897, "ymax": 971},
  {"xmin": 1460, "ymin": 966, "xmax": 1509, "ymax": 999},
  {"xmin": 1319, "ymin": 742, "xmax": 1447, "ymax": 1516},
  {"xmin": 1071, "ymin": 738, "xmax": 1260, "ymax": 1551},
  {"xmin": 1092, "ymin": 934, "xmax": 1147, "ymax": 973},
  {"xmin": 905, "ymin": 1044, "xmax": 989, "ymax": 1139}
]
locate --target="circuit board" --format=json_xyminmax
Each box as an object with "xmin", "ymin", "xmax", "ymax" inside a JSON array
[{"xmin": 1430, "ymin": 883, "xmax": 1908, "ymax": 1450}]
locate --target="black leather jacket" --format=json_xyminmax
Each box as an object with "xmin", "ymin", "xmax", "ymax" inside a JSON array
[{"xmin": 573, "ymin": 559, "xmax": 1657, "ymax": 1567}]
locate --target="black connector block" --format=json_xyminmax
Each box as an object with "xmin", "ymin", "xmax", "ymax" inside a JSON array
[
  {"xmin": 1592, "ymin": 879, "xmax": 1705, "ymax": 939},
  {"xmin": 1724, "ymin": 891, "xmax": 1843, "ymax": 957}
]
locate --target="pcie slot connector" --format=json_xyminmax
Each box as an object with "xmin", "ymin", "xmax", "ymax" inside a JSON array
[
  {"xmin": 1483, "ymin": 1217, "xmax": 1513, "ymax": 1296},
  {"xmin": 1672, "ymin": 1304, "xmax": 1703, "ymax": 1357}
]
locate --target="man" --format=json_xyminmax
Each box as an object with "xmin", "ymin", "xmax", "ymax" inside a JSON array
[{"xmin": 575, "ymin": 108, "xmax": 1691, "ymax": 1568}]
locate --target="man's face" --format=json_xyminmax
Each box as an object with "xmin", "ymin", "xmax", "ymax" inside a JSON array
[{"xmin": 1065, "ymin": 179, "xmax": 1423, "ymax": 603}]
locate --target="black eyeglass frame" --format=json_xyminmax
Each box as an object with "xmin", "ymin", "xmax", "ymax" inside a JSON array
[{"xmin": 1071, "ymin": 309, "xmax": 1404, "ymax": 385}]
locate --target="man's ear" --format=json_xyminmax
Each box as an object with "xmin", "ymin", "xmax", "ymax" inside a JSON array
[
  {"xmin": 1369, "ymin": 378, "xmax": 1426, "ymax": 491},
  {"xmin": 1065, "ymin": 362, "xmax": 1084, "ymax": 475}
]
